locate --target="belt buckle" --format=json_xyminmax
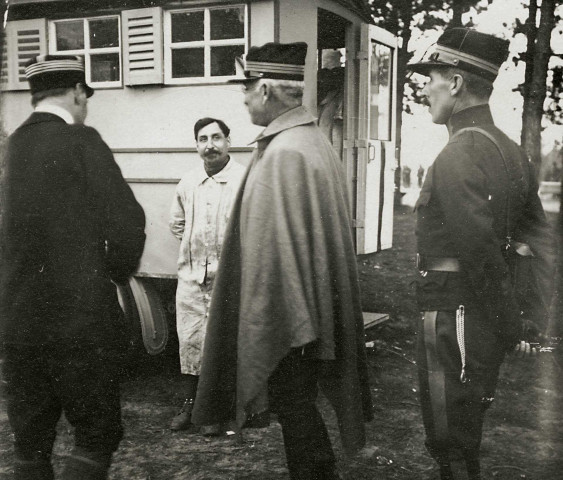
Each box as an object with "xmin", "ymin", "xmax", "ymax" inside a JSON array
[{"xmin": 416, "ymin": 253, "xmax": 428, "ymax": 277}]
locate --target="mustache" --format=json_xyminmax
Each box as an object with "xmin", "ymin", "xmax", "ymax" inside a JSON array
[{"xmin": 204, "ymin": 148, "xmax": 221, "ymax": 155}]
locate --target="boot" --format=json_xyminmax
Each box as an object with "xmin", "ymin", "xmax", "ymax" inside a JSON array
[
  {"xmin": 170, "ymin": 398, "xmax": 199, "ymax": 432},
  {"xmin": 313, "ymin": 463, "xmax": 342, "ymax": 480},
  {"xmin": 13, "ymin": 458, "xmax": 54, "ymax": 480},
  {"xmin": 440, "ymin": 459, "xmax": 471, "ymax": 480},
  {"xmin": 60, "ymin": 450, "xmax": 111, "ymax": 480}
]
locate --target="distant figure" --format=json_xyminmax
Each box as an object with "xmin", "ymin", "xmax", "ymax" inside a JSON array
[
  {"xmin": 402, "ymin": 165, "xmax": 412, "ymax": 188},
  {"xmin": 169, "ymin": 117, "xmax": 245, "ymax": 434},
  {"xmin": 0, "ymin": 55, "xmax": 145, "ymax": 480},
  {"xmin": 408, "ymin": 28, "xmax": 555, "ymax": 480},
  {"xmin": 550, "ymin": 160, "xmax": 562, "ymax": 182},
  {"xmin": 417, "ymin": 164, "xmax": 425, "ymax": 187},
  {"xmin": 192, "ymin": 42, "xmax": 372, "ymax": 480},
  {"xmin": 318, "ymin": 49, "xmax": 345, "ymax": 160}
]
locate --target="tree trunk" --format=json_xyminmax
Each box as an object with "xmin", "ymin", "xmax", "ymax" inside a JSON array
[
  {"xmin": 451, "ymin": 1, "xmax": 463, "ymax": 27},
  {"xmin": 521, "ymin": 0, "xmax": 538, "ymax": 147},
  {"xmin": 521, "ymin": 0, "xmax": 556, "ymax": 171}
]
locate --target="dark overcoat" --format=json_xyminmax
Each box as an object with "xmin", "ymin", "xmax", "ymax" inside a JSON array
[
  {"xmin": 0, "ymin": 112, "xmax": 146, "ymax": 346},
  {"xmin": 192, "ymin": 106, "xmax": 372, "ymax": 455}
]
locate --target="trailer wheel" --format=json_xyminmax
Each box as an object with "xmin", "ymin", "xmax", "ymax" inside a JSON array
[{"xmin": 116, "ymin": 277, "xmax": 169, "ymax": 356}]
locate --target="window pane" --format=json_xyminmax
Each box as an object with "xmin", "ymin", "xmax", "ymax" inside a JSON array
[
  {"xmin": 55, "ymin": 21, "xmax": 84, "ymax": 51},
  {"xmin": 89, "ymin": 18, "xmax": 119, "ymax": 49},
  {"xmin": 210, "ymin": 7, "xmax": 244, "ymax": 40},
  {"xmin": 91, "ymin": 53, "xmax": 120, "ymax": 82},
  {"xmin": 211, "ymin": 45, "xmax": 245, "ymax": 76},
  {"xmin": 370, "ymin": 42, "xmax": 392, "ymax": 141},
  {"xmin": 172, "ymin": 48, "xmax": 204, "ymax": 78},
  {"xmin": 171, "ymin": 11, "xmax": 204, "ymax": 43}
]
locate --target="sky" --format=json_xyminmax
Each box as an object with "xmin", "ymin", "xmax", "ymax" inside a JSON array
[{"xmin": 401, "ymin": 0, "xmax": 563, "ymax": 171}]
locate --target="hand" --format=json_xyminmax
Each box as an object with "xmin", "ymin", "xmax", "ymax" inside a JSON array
[{"xmin": 513, "ymin": 340, "xmax": 537, "ymax": 358}]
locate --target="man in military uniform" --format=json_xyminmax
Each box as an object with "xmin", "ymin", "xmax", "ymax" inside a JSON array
[
  {"xmin": 1, "ymin": 55, "xmax": 145, "ymax": 480},
  {"xmin": 192, "ymin": 42, "xmax": 372, "ymax": 480},
  {"xmin": 408, "ymin": 29, "xmax": 554, "ymax": 479}
]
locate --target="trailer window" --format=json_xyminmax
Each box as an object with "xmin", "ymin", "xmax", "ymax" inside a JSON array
[
  {"xmin": 50, "ymin": 16, "xmax": 121, "ymax": 88},
  {"xmin": 369, "ymin": 42, "xmax": 392, "ymax": 141},
  {"xmin": 164, "ymin": 5, "xmax": 246, "ymax": 84}
]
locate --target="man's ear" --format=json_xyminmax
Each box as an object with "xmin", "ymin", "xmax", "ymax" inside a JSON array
[
  {"xmin": 73, "ymin": 83, "xmax": 86, "ymax": 102},
  {"xmin": 226, "ymin": 136, "xmax": 231, "ymax": 147},
  {"xmin": 450, "ymin": 74, "xmax": 464, "ymax": 96},
  {"xmin": 260, "ymin": 82, "xmax": 270, "ymax": 104}
]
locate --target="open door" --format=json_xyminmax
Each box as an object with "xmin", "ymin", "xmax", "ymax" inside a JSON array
[{"xmin": 356, "ymin": 24, "xmax": 398, "ymax": 254}]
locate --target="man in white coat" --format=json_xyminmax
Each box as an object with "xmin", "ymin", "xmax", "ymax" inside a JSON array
[{"xmin": 169, "ymin": 117, "xmax": 245, "ymax": 432}]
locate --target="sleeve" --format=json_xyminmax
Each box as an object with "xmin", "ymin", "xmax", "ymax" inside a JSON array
[
  {"xmin": 169, "ymin": 183, "xmax": 186, "ymax": 240},
  {"xmin": 79, "ymin": 127, "xmax": 146, "ymax": 284},
  {"xmin": 432, "ymin": 140, "xmax": 520, "ymax": 333}
]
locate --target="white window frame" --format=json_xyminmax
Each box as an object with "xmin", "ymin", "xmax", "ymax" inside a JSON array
[
  {"xmin": 48, "ymin": 15, "xmax": 122, "ymax": 88},
  {"xmin": 163, "ymin": 5, "xmax": 247, "ymax": 85}
]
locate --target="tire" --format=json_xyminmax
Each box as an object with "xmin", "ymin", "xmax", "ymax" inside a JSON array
[{"xmin": 116, "ymin": 277, "xmax": 169, "ymax": 356}]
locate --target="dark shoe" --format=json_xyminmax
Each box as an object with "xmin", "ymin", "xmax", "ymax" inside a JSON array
[
  {"xmin": 14, "ymin": 459, "xmax": 54, "ymax": 480},
  {"xmin": 200, "ymin": 423, "xmax": 222, "ymax": 436},
  {"xmin": 243, "ymin": 410, "xmax": 270, "ymax": 428},
  {"xmin": 60, "ymin": 451, "xmax": 111, "ymax": 480},
  {"xmin": 170, "ymin": 399, "xmax": 199, "ymax": 432},
  {"xmin": 314, "ymin": 464, "xmax": 342, "ymax": 480}
]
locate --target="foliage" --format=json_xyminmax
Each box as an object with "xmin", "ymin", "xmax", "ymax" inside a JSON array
[
  {"xmin": 369, "ymin": 0, "xmax": 488, "ymax": 114},
  {"xmin": 512, "ymin": 2, "xmax": 563, "ymax": 127}
]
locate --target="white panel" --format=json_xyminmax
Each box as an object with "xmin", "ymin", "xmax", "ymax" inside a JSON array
[
  {"xmin": 122, "ymin": 7, "xmax": 163, "ymax": 86},
  {"xmin": 2, "ymin": 19, "xmax": 47, "ymax": 91}
]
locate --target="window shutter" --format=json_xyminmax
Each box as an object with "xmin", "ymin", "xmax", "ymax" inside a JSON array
[
  {"xmin": 1, "ymin": 31, "xmax": 8, "ymax": 90},
  {"xmin": 122, "ymin": 7, "xmax": 163, "ymax": 86},
  {"xmin": 1, "ymin": 19, "xmax": 47, "ymax": 91}
]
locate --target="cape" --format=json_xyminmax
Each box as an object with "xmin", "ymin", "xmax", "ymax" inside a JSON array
[{"xmin": 192, "ymin": 106, "xmax": 372, "ymax": 455}]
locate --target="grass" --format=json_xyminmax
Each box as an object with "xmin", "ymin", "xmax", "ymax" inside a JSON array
[{"xmin": 0, "ymin": 204, "xmax": 561, "ymax": 479}]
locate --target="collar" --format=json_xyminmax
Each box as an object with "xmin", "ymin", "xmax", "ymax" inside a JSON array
[
  {"xmin": 196, "ymin": 157, "xmax": 234, "ymax": 185},
  {"xmin": 251, "ymin": 106, "xmax": 315, "ymax": 144},
  {"xmin": 34, "ymin": 104, "xmax": 74, "ymax": 124},
  {"xmin": 448, "ymin": 104, "xmax": 494, "ymax": 135}
]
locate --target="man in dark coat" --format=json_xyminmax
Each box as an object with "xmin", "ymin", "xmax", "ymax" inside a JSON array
[
  {"xmin": 0, "ymin": 55, "xmax": 146, "ymax": 480},
  {"xmin": 408, "ymin": 29, "xmax": 555, "ymax": 480},
  {"xmin": 192, "ymin": 42, "xmax": 372, "ymax": 480}
]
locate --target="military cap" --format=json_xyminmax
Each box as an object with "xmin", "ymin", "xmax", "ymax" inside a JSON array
[
  {"xmin": 25, "ymin": 54, "xmax": 94, "ymax": 97},
  {"xmin": 407, "ymin": 28, "xmax": 509, "ymax": 82},
  {"xmin": 229, "ymin": 42, "xmax": 308, "ymax": 83}
]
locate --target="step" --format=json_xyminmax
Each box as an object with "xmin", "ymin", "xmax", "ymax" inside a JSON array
[{"xmin": 362, "ymin": 312, "xmax": 390, "ymax": 330}]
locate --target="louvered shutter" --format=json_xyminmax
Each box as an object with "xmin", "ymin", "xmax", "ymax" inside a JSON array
[
  {"xmin": 122, "ymin": 7, "xmax": 163, "ymax": 86},
  {"xmin": 1, "ymin": 19, "xmax": 47, "ymax": 91},
  {"xmin": 1, "ymin": 30, "xmax": 8, "ymax": 89}
]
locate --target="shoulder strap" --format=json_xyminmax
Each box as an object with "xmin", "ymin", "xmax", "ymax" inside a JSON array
[{"xmin": 450, "ymin": 127, "xmax": 521, "ymax": 245}]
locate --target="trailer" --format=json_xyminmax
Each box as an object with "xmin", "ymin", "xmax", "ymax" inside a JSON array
[{"xmin": 1, "ymin": 0, "xmax": 398, "ymax": 355}]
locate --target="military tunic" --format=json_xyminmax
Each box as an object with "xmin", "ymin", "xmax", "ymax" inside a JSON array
[{"xmin": 415, "ymin": 105, "xmax": 551, "ymax": 469}]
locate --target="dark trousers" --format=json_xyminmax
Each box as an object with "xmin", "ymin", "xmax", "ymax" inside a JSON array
[
  {"xmin": 268, "ymin": 348, "xmax": 336, "ymax": 480},
  {"xmin": 417, "ymin": 310, "xmax": 505, "ymax": 479},
  {"xmin": 2, "ymin": 342, "xmax": 124, "ymax": 466}
]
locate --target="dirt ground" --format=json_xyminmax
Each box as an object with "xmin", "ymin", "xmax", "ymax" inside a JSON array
[{"xmin": 1, "ymin": 204, "xmax": 562, "ymax": 480}]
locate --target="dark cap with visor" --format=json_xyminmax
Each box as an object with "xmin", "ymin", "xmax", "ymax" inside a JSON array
[
  {"xmin": 407, "ymin": 28, "xmax": 510, "ymax": 82},
  {"xmin": 25, "ymin": 55, "xmax": 94, "ymax": 97},
  {"xmin": 229, "ymin": 42, "xmax": 308, "ymax": 84}
]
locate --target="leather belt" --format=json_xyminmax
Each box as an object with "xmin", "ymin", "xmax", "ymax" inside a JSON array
[{"xmin": 417, "ymin": 254, "xmax": 461, "ymax": 272}]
